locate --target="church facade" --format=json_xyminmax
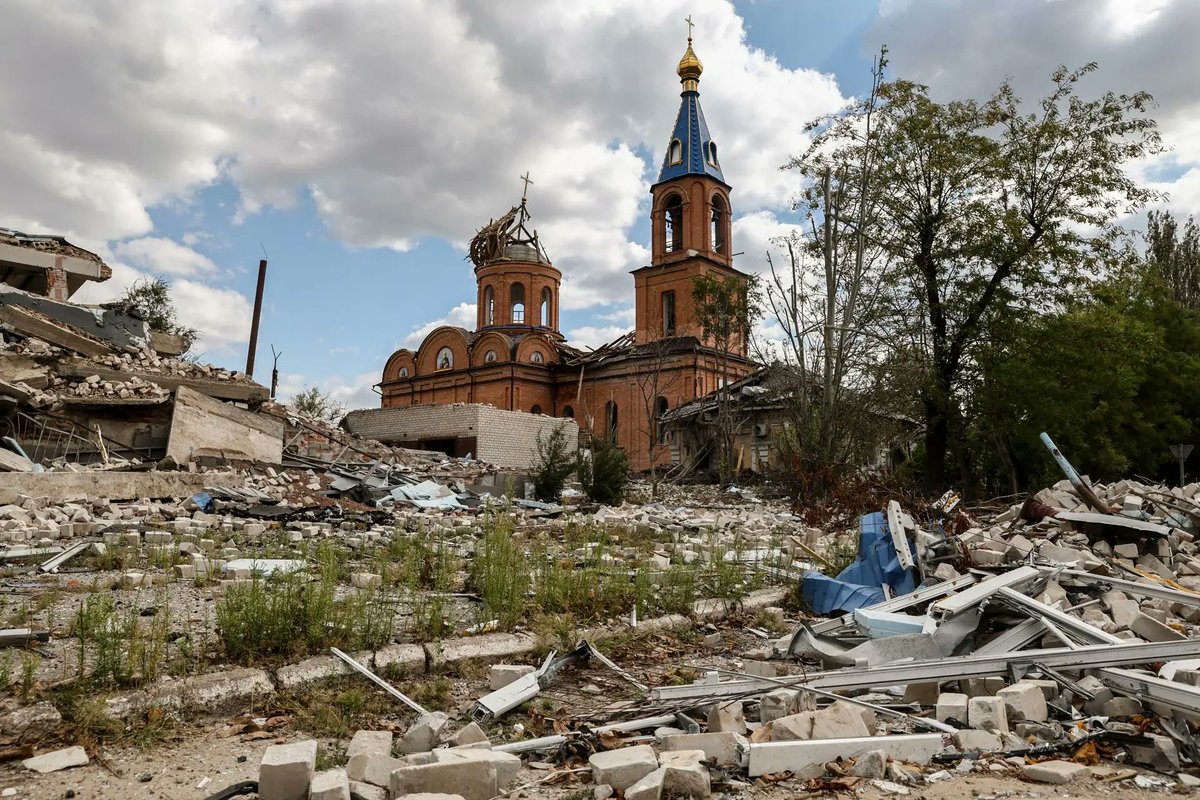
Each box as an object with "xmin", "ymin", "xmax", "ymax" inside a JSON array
[{"xmin": 377, "ymin": 38, "xmax": 759, "ymax": 472}]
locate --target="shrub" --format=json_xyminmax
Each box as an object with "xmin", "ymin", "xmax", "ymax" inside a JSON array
[
  {"xmin": 531, "ymin": 423, "xmax": 575, "ymax": 502},
  {"xmin": 577, "ymin": 437, "xmax": 630, "ymax": 505}
]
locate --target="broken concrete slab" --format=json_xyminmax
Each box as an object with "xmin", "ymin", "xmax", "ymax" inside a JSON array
[
  {"xmin": 391, "ymin": 759, "xmax": 497, "ymax": 800},
  {"xmin": 430, "ymin": 748, "xmax": 520, "ymax": 787},
  {"xmin": 659, "ymin": 732, "xmax": 746, "ymax": 766},
  {"xmin": 21, "ymin": 745, "xmax": 89, "ymax": 774},
  {"xmin": 58, "ymin": 357, "xmax": 269, "ymax": 402},
  {"xmin": 401, "ymin": 712, "xmax": 450, "ymax": 754},
  {"xmin": 1022, "ymin": 760, "xmax": 1091, "ymax": 784},
  {"xmin": 166, "ymin": 386, "xmax": 283, "ymax": 466},
  {"xmin": 310, "ymin": 767, "xmax": 351, "ymax": 800},
  {"xmin": 0, "ymin": 469, "xmax": 241, "ymax": 505},
  {"xmin": 747, "ymin": 734, "xmax": 942, "ymax": 778}
]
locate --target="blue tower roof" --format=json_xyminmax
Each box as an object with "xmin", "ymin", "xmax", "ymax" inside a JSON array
[{"xmin": 654, "ymin": 39, "xmax": 724, "ymax": 187}]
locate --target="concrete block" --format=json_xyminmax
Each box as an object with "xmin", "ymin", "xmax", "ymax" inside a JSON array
[
  {"xmin": 1113, "ymin": 543, "xmax": 1139, "ymax": 559},
  {"xmin": 431, "ymin": 749, "xmax": 520, "ymax": 788},
  {"xmin": 935, "ymin": 693, "xmax": 969, "ymax": 724},
  {"xmin": 997, "ymin": 683, "xmax": 1048, "ymax": 723},
  {"xmin": 967, "ymin": 696, "xmax": 1009, "ymax": 734},
  {"xmin": 488, "ymin": 664, "xmax": 535, "ymax": 690},
  {"xmin": 747, "ymin": 734, "xmax": 942, "ymax": 778},
  {"xmin": 759, "ymin": 689, "xmax": 800, "ymax": 722},
  {"xmin": 663, "ymin": 761, "xmax": 711, "ymax": 798},
  {"xmin": 624, "ymin": 767, "xmax": 664, "ymax": 800},
  {"xmin": 769, "ymin": 711, "xmax": 816, "ymax": 741},
  {"xmin": 401, "ymin": 712, "xmax": 450, "ymax": 753},
  {"xmin": 1102, "ymin": 697, "xmax": 1144, "ymax": 718},
  {"xmin": 346, "ymin": 754, "xmax": 405, "ymax": 787},
  {"xmin": 588, "ymin": 745, "xmax": 659, "ymax": 791},
  {"xmin": 1023, "ymin": 760, "xmax": 1090, "ymax": 784},
  {"xmin": 448, "ymin": 721, "xmax": 489, "ymax": 747},
  {"xmin": 374, "ymin": 643, "xmax": 426, "ymax": 675},
  {"xmin": 310, "ymin": 768, "xmax": 350, "ymax": 800},
  {"xmin": 21, "ymin": 745, "xmax": 89, "ymax": 773},
  {"xmin": 1128, "ymin": 734, "xmax": 1180, "ymax": 771},
  {"xmin": 1131, "ymin": 612, "xmax": 1186, "ymax": 641},
  {"xmin": 848, "ymin": 749, "xmax": 887, "ymax": 778},
  {"xmin": 347, "ymin": 730, "xmax": 393, "ymax": 761},
  {"xmin": 962, "ymin": 677, "xmax": 1004, "ymax": 698},
  {"xmin": 810, "ymin": 702, "xmax": 870, "ymax": 739},
  {"xmin": 659, "ymin": 732, "xmax": 746, "ymax": 766},
  {"xmin": 706, "ymin": 700, "xmax": 745, "ymax": 733},
  {"xmin": 348, "ymin": 783, "xmax": 388, "ymax": 800},
  {"xmin": 391, "ymin": 761, "xmax": 497, "ymax": 800},
  {"xmin": 952, "ymin": 729, "xmax": 1002, "ymax": 752},
  {"xmin": 258, "ymin": 739, "xmax": 317, "ymax": 800}
]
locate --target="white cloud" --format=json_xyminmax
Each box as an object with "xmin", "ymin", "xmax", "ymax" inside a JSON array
[
  {"xmin": 0, "ymin": 0, "xmax": 848, "ymax": 312},
  {"xmin": 112, "ymin": 236, "xmax": 220, "ymax": 277},
  {"xmin": 400, "ymin": 303, "xmax": 477, "ymax": 351},
  {"xmin": 565, "ymin": 325, "xmax": 631, "ymax": 350}
]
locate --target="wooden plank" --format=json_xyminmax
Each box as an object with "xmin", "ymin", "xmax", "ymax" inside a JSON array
[
  {"xmin": 57, "ymin": 358, "xmax": 269, "ymax": 403},
  {"xmin": 0, "ymin": 304, "xmax": 112, "ymax": 358}
]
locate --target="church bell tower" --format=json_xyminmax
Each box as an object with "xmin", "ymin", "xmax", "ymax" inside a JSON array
[{"xmin": 633, "ymin": 31, "xmax": 746, "ymax": 351}]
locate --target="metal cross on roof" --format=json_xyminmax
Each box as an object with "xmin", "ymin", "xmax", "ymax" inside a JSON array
[
  {"xmin": 519, "ymin": 171, "xmax": 534, "ymax": 202},
  {"xmin": 685, "ymin": 14, "xmax": 694, "ymax": 40}
]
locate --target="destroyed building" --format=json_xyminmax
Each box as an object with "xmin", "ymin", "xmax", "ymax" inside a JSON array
[
  {"xmin": 373, "ymin": 38, "xmax": 759, "ymax": 472},
  {"xmin": 0, "ymin": 228, "xmax": 111, "ymax": 302}
]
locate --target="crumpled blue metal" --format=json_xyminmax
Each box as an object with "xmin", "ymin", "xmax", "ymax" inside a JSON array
[{"xmin": 801, "ymin": 511, "xmax": 918, "ymax": 615}]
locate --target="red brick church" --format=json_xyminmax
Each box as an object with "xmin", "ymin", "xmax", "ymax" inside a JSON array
[{"xmin": 377, "ymin": 37, "xmax": 759, "ymax": 472}]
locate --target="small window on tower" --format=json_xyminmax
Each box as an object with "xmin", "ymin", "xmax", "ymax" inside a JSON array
[
  {"xmin": 668, "ymin": 138, "xmax": 683, "ymax": 166},
  {"xmin": 662, "ymin": 290, "xmax": 676, "ymax": 336},
  {"xmin": 707, "ymin": 141, "xmax": 720, "ymax": 168},
  {"xmin": 484, "ymin": 286, "xmax": 495, "ymax": 325},
  {"xmin": 511, "ymin": 282, "xmax": 526, "ymax": 324},
  {"xmin": 711, "ymin": 195, "xmax": 727, "ymax": 254}
]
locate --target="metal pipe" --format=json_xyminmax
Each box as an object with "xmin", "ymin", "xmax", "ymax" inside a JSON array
[
  {"xmin": 1039, "ymin": 432, "xmax": 1111, "ymax": 514},
  {"xmin": 330, "ymin": 647, "xmax": 428, "ymax": 715},
  {"xmin": 245, "ymin": 259, "xmax": 268, "ymax": 377}
]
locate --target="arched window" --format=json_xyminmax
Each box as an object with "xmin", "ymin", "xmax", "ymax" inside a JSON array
[
  {"xmin": 511, "ymin": 283, "xmax": 526, "ymax": 324},
  {"xmin": 605, "ymin": 400, "xmax": 618, "ymax": 443},
  {"xmin": 398, "ymin": 367, "xmax": 408, "ymax": 378},
  {"xmin": 562, "ymin": 405, "xmax": 574, "ymax": 418},
  {"xmin": 667, "ymin": 138, "xmax": 683, "ymax": 165},
  {"xmin": 531, "ymin": 351, "xmax": 544, "ymax": 364},
  {"xmin": 484, "ymin": 286, "xmax": 495, "ymax": 326},
  {"xmin": 484, "ymin": 350, "xmax": 497, "ymax": 363},
  {"xmin": 436, "ymin": 347, "xmax": 453, "ymax": 370},
  {"xmin": 707, "ymin": 140, "xmax": 720, "ymax": 168},
  {"xmin": 531, "ymin": 404, "xmax": 542, "ymax": 415},
  {"xmin": 656, "ymin": 396, "xmax": 669, "ymax": 443},
  {"xmin": 539, "ymin": 287, "xmax": 551, "ymax": 327},
  {"xmin": 711, "ymin": 195, "xmax": 726, "ymax": 254},
  {"xmin": 664, "ymin": 195, "xmax": 683, "ymax": 253}
]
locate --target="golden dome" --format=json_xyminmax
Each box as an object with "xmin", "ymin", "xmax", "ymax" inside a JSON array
[{"xmin": 677, "ymin": 38, "xmax": 703, "ymax": 88}]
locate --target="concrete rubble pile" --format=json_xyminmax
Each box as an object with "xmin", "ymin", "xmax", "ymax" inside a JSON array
[{"xmin": 217, "ymin": 470, "xmax": 1200, "ymax": 798}]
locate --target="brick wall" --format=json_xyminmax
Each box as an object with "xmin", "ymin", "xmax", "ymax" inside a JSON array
[{"xmin": 344, "ymin": 404, "xmax": 577, "ymax": 469}]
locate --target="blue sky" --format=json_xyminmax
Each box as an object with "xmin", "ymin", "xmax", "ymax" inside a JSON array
[{"xmin": 3, "ymin": 1, "xmax": 1197, "ymax": 409}]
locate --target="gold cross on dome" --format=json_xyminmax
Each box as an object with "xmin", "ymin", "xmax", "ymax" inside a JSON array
[
  {"xmin": 685, "ymin": 14, "xmax": 694, "ymax": 40},
  {"xmin": 519, "ymin": 171, "xmax": 534, "ymax": 202}
]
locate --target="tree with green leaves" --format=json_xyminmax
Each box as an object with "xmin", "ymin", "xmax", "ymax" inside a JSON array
[
  {"xmin": 1146, "ymin": 210, "xmax": 1200, "ymax": 310},
  {"xmin": 117, "ymin": 276, "xmax": 198, "ymax": 355},
  {"xmin": 289, "ymin": 386, "xmax": 347, "ymax": 423},
  {"xmin": 691, "ymin": 272, "xmax": 761, "ymax": 483},
  {"xmin": 531, "ymin": 423, "xmax": 575, "ymax": 502},
  {"xmin": 805, "ymin": 63, "xmax": 1162, "ymax": 490}
]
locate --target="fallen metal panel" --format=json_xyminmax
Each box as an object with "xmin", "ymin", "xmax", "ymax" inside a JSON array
[
  {"xmin": 650, "ymin": 639, "xmax": 1200, "ymax": 701},
  {"xmin": 995, "ymin": 586, "xmax": 1124, "ymax": 645},
  {"xmin": 886, "ymin": 500, "xmax": 916, "ymax": 570},
  {"xmin": 1055, "ymin": 569, "xmax": 1200, "ymax": 606},
  {"xmin": 38, "ymin": 540, "xmax": 91, "ymax": 573},
  {"xmin": 1057, "ymin": 510, "xmax": 1170, "ymax": 538},
  {"xmin": 807, "ymin": 574, "xmax": 978, "ymax": 637},
  {"xmin": 1099, "ymin": 668, "xmax": 1200, "ymax": 716},
  {"xmin": 930, "ymin": 566, "xmax": 1041, "ymax": 619},
  {"xmin": 974, "ymin": 619, "xmax": 1045, "ymax": 656}
]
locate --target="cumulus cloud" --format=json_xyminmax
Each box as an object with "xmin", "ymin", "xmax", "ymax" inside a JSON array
[
  {"xmin": 112, "ymin": 236, "xmax": 220, "ymax": 277},
  {"xmin": 565, "ymin": 325, "xmax": 633, "ymax": 350},
  {"xmin": 0, "ymin": 0, "xmax": 847, "ymax": 310},
  {"xmin": 399, "ymin": 303, "xmax": 477, "ymax": 351}
]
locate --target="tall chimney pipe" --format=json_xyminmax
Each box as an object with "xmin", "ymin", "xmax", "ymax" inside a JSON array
[{"xmin": 246, "ymin": 259, "xmax": 268, "ymax": 377}]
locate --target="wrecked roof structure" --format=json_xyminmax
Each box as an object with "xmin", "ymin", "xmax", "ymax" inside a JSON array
[{"xmin": 0, "ymin": 227, "xmax": 111, "ymax": 300}]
